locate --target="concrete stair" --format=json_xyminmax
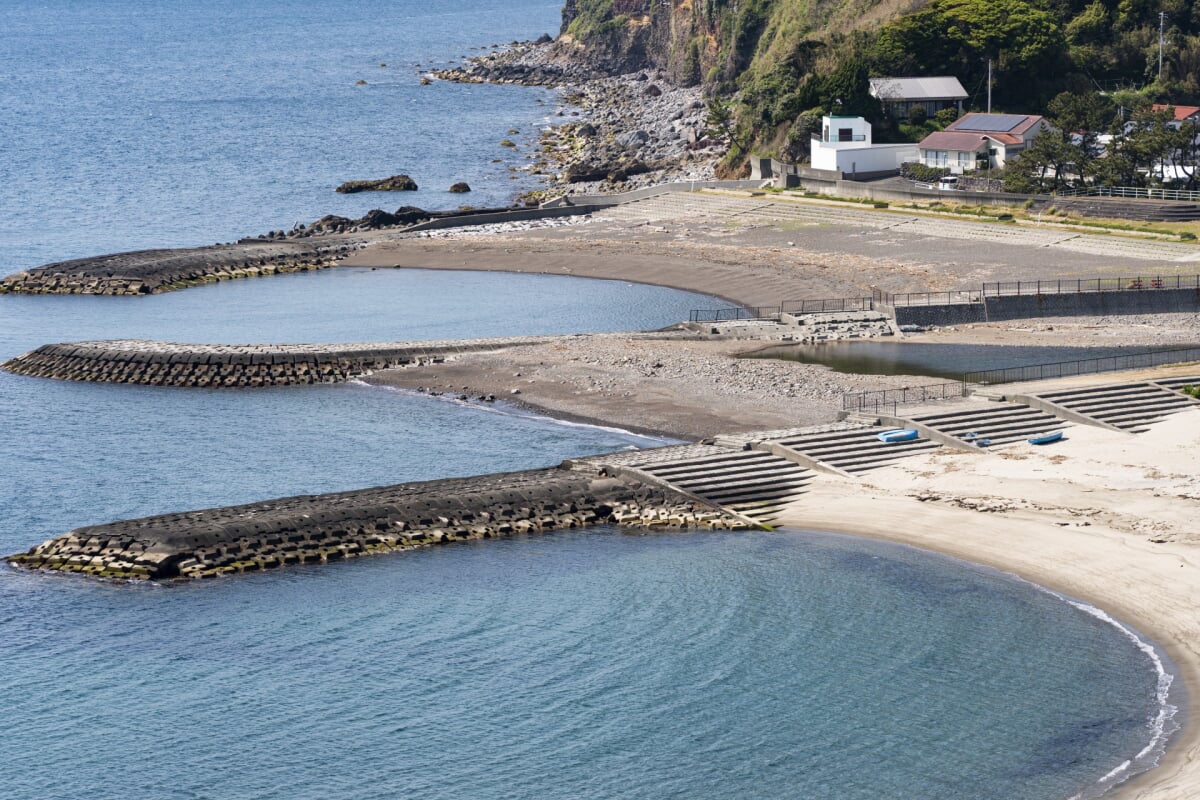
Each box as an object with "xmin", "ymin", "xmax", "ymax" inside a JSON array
[
  {"xmin": 1152, "ymin": 374, "xmax": 1200, "ymax": 394},
  {"xmin": 1034, "ymin": 382, "xmax": 1199, "ymax": 432},
  {"xmin": 908, "ymin": 403, "xmax": 1069, "ymax": 447},
  {"xmin": 631, "ymin": 449, "xmax": 814, "ymax": 524},
  {"xmin": 766, "ymin": 426, "xmax": 940, "ymax": 474}
]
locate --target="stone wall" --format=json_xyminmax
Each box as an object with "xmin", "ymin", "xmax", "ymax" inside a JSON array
[
  {"xmin": 6, "ymin": 466, "xmax": 747, "ymax": 581},
  {"xmin": 2, "ymin": 336, "xmax": 557, "ymax": 388}
]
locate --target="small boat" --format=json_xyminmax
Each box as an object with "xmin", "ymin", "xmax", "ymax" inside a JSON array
[
  {"xmin": 1027, "ymin": 430, "xmax": 1064, "ymax": 445},
  {"xmin": 877, "ymin": 429, "xmax": 919, "ymax": 443}
]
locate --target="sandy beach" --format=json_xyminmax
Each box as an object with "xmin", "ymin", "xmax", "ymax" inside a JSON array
[{"xmin": 346, "ymin": 202, "xmax": 1200, "ymax": 799}]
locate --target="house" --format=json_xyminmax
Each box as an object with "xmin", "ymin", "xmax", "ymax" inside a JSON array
[
  {"xmin": 869, "ymin": 76, "xmax": 968, "ymax": 119},
  {"xmin": 1150, "ymin": 104, "xmax": 1200, "ymax": 126},
  {"xmin": 918, "ymin": 113, "xmax": 1052, "ymax": 174},
  {"xmin": 809, "ymin": 115, "xmax": 919, "ymax": 177}
]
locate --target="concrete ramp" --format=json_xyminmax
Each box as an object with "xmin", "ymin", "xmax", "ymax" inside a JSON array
[
  {"xmin": 1031, "ymin": 382, "xmax": 1200, "ymax": 432},
  {"xmin": 761, "ymin": 426, "xmax": 939, "ymax": 474},
  {"xmin": 577, "ymin": 444, "xmax": 813, "ymax": 525},
  {"xmin": 907, "ymin": 402, "xmax": 1070, "ymax": 448}
]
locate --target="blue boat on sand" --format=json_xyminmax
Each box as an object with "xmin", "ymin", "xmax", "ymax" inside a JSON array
[
  {"xmin": 877, "ymin": 429, "xmax": 919, "ymax": 443},
  {"xmin": 1028, "ymin": 430, "xmax": 1065, "ymax": 445}
]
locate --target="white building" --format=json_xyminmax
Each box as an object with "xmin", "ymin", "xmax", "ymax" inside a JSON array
[{"xmin": 810, "ymin": 115, "xmax": 919, "ymax": 177}]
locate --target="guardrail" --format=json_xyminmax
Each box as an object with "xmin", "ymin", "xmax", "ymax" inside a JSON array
[
  {"xmin": 983, "ymin": 275, "xmax": 1200, "ymax": 296},
  {"xmin": 1055, "ymin": 186, "xmax": 1200, "ymax": 202},
  {"xmin": 964, "ymin": 347, "xmax": 1200, "ymax": 385}
]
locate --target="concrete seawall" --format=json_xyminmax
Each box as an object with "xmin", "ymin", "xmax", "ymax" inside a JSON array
[
  {"xmin": 1, "ymin": 336, "xmax": 563, "ymax": 388},
  {"xmin": 886, "ymin": 287, "xmax": 1200, "ymax": 327},
  {"xmin": 6, "ymin": 466, "xmax": 745, "ymax": 581}
]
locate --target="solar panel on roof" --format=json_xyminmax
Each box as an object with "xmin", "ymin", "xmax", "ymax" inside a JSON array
[{"xmin": 953, "ymin": 114, "xmax": 1026, "ymax": 132}]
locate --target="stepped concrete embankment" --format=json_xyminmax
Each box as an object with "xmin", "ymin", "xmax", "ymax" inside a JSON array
[
  {"xmin": 0, "ymin": 240, "xmax": 359, "ymax": 295},
  {"xmin": 7, "ymin": 467, "xmax": 745, "ymax": 581},
  {"xmin": 1, "ymin": 336, "xmax": 561, "ymax": 388}
]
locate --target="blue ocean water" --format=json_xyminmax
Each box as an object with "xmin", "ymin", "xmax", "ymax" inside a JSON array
[
  {"xmin": 0, "ymin": 1, "xmax": 1180, "ymax": 798},
  {"xmin": 0, "ymin": 0, "xmax": 563, "ymax": 270}
]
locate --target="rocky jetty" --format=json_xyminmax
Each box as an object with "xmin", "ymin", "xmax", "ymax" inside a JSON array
[
  {"xmin": 0, "ymin": 240, "xmax": 353, "ymax": 296},
  {"xmin": 1, "ymin": 335, "xmax": 561, "ymax": 388},
  {"xmin": 6, "ymin": 466, "xmax": 746, "ymax": 581},
  {"xmin": 335, "ymin": 174, "xmax": 418, "ymax": 193}
]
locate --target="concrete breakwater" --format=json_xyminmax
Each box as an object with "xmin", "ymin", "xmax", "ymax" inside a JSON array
[
  {"xmin": 6, "ymin": 466, "xmax": 747, "ymax": 581},
  {"xmin": 0, "ymin": 240, "xmax": 357, "ymax": 295},
  {"xmin": 2, "ymin": 335, "xmax": 562, "ymax": 388}
]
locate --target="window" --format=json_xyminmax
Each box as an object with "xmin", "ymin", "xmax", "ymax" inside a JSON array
[{"xmin": 838, "ymin": 128, "xmax": 853, "ymax": 142}]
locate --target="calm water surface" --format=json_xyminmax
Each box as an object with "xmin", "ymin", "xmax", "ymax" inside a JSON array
[
  {"xmin": 0, "ymin": 0, "xmax": 1181, "ymax": 797},
  {"xmin": 750, "ymin": 340, "xmax": 1199, "ymax": 380}
]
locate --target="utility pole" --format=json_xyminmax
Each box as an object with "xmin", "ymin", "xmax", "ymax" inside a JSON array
[
  {"xmin": 987, "ymin": 58, "xmax": 992, "ymax": 114},
  {"xmin": 1160, "ymin": 11, "xmax": 1166, "ymax": 80}
]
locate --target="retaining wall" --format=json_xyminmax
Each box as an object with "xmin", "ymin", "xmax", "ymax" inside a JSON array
[
  {"xmin": 7, "ymin": 466, "xmax": 746, "ymax": 581},
  {"xmin": 984, "ymin": 287, "xmax": 1200, "ymax": 320}
]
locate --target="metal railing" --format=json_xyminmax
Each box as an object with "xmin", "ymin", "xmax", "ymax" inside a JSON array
[
  {"xmin": 688, "ymin": 306, "xmax": 779, "ymax": 323},
  {"xmin": 780, "ymin": 297, "xmax": 873, "ymax": 314},
  {"xmin": 1054, "ymin": 185, "xmax": 1200, "ymax": 202},
  {"xmin": 872, "ymin": 287, "xmax": 982, "ymax": 307},
  {"xmin": 842, "ymin": 381, "xmax": 971, "ymax": 415},
  {"xmin": 689, "ymin": 297, "xmax": 875, "ymax": 322},
  {"xmin": 964, "ymin": 347, "xmax": 1200, "ymax": 385},
  {"xmin": 983, "ymin": 275, "xmax": 1200, "ymax": 296}
]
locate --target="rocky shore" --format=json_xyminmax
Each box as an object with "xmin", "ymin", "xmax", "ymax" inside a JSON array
[{"xmin": 434, "ymin": 40, "xmax": 725, "ymax": 201}]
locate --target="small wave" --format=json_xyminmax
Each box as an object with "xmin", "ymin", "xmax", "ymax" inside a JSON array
[{"xmin": 1032, "ymin": 584, "xmax": 1181, "ymax": 795}]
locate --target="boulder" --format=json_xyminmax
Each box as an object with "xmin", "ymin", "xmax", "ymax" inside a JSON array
[
  {"xmin": 448, "ymin": 182, "xmax": 472, "ymax": 193},
  {"xmin": 335, "ymin": 175, "xmax": 418, "ymax": 193}
]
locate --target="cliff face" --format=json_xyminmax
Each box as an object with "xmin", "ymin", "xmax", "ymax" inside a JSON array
[
  {"xmin": 555, "ymin": 0, "xmax": 912, "ymax": 87},
  {"xmin": 557, "ymin": 0, "xmax": 718, "ymax": 86}
]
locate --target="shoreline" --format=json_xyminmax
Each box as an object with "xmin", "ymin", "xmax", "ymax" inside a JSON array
[{"xmin": 770, "ymin": 409, "xmax": 1200, "ymax": 800}]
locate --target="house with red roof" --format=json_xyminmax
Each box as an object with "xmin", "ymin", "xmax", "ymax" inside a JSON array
[
  {"xmin": 1150, "ymin": 104, "xmax": 1200, "ymax": 125},
  {"xmin": 917, "ymin": 112, "xmax": 1052, "ymax": 174}
]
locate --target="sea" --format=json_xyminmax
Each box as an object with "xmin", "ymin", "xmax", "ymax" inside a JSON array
[{"xmin": 0, "ymin": 1, "xmax": 1181, "ymax": 798}]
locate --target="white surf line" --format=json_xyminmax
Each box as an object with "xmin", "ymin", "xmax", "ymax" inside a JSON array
[{"xmin": 1030, "ymin": 582, "xmax": 1182, "ymax": 796}]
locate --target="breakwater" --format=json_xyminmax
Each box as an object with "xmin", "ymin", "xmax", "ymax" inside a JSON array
[
  {"xmin": 1, "ymin": 336, "xmax": 562, "ymax": 388},
  {"xmin": 6, "ymin": 466, "xmax": 745, "ymax": 580},
  {"xmin": 0, "ymin": 240, "xmax": 357, "ymax": 295}
]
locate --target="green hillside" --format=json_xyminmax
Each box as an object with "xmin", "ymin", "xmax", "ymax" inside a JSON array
[{"xmin": 559, "ymin": 0, "xmax": 1200, "ymax": 166}]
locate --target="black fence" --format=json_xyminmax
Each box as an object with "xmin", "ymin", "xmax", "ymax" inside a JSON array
[
  {"xmin": 982, "ymin": 274, "xmax": 1200, "ymax": 296},
  {"xmin": 688, "ymin": 306, "xmax": 779, "ymax": 323},
  {"xmin": 689, "ymin": 297, "xmax": 874, "ymax": 322},
  {"xmin": 841, "ymin": 382, "xmax": 970, "ymax": 415},
  {"xmin": 871, "ymin": 287, "xmax": 982, "ymax": 307},
  {"xmin": 964, "ymin": 347, "xmax": 1200, "ymax": 385},
  {"xmin": 780, "ymin": 297, "xmax": 873, "ymax": 314}
]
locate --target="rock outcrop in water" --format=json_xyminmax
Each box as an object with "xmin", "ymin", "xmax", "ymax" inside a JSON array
[{"xmin": 335, "ymin": 175, "xmax": 419, "ymax": 193}]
